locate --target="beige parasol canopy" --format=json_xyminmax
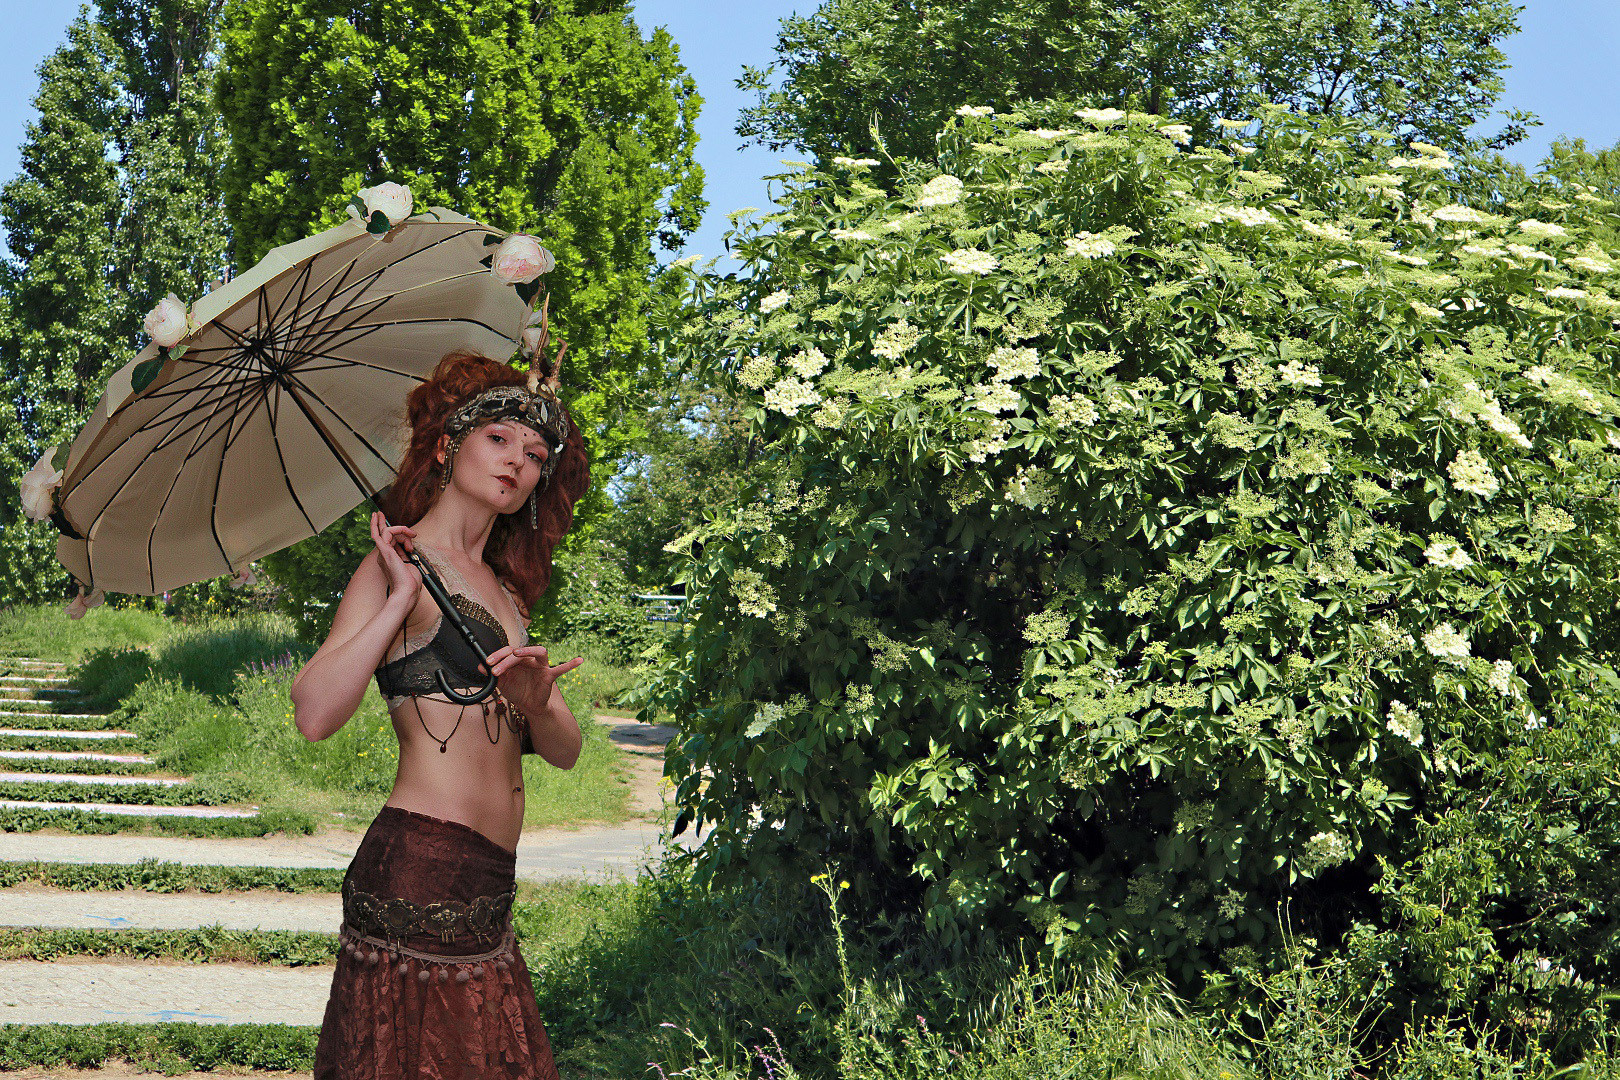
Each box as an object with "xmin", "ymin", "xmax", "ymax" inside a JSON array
[{"xmin": 51, "ymin": 207, "xmax": 530, "ymax": 596}]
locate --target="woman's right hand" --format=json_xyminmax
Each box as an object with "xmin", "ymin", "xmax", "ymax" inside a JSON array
[{"xmin": 370, "ymin": 512, "xmax": 421, "ymax": 604}]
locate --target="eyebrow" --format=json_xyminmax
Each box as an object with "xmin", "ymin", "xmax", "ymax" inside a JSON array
[{"xmin": 488, "ymin": 422, "xmax": 544, "ymax": 445}]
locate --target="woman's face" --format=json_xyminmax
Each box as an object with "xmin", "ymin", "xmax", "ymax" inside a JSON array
[{"xmin": 439, "ymin": 420, "xmax": 550, "ymax": 513}]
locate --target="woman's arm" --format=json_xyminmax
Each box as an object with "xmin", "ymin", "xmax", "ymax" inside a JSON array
[{"xmin": 290, "ymin": 550, "xmax": 414, "ymax": 742}]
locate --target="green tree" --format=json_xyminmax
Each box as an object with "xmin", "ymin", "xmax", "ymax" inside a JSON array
[
  {"xmin": 0, "ymin": 3, "xmax": 233, "ymax": 610},
  {"xmin": 1542, "ymin": 136, "xmax": 1620, "ymax": 248},
  {"xmin": 738, "ymin": 0, "xmax": 1528, "ymax": 165},
  {"xmin": 215, "ymin": 0, "xmax": 704, "ymax": 630}
]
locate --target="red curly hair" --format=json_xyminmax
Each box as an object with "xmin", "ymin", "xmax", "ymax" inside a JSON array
[{"xmin": 380, "ymin": 350, "xmax": 590, "ymax": 615}]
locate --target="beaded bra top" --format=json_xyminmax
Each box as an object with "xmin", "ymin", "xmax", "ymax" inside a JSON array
[{"xmin": 374, "ymin": 540, "xmax": 529, "ymax": 708}]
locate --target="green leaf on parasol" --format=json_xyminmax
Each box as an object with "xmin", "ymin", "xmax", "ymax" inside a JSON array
[
  {"xmin": 366, "ymin": 210, "xmax": 391, "ymax": 235},
  {"xmin": 130, "ymin": 351, "xmax": 168, "ymax": 393}
]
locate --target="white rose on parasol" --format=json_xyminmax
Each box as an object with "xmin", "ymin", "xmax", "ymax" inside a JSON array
[
  {"xmin": 19, "ymin": 445, "xmax": 63, "ymax": 522},
  {"xmin": 143, "ymin": 293, "xmax": 198, "ymax": 348},
  {"xmin": 347, "ymin": 182, "xmax": 415, "ymax": 232},
  {"xmin": 492, "ymin": 234, "xmax": 555, "ymax": 284},
  {"xmin": 64, "ymin": 584, "xmax": 105, "ymax": 620}
]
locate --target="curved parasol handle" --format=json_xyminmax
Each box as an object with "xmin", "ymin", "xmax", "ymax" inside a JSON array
[{"xmin": 396, "ymin": 545, "xmax": 500, "ymax": 706}]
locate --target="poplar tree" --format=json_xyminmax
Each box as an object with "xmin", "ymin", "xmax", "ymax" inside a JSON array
[{"xmin": 0, "ymin": 4, "xmax": 231, "ymax": 607}]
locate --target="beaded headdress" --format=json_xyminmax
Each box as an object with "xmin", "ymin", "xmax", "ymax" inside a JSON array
[{"xmin": 438, "ymin": 367, "xmax": 571, "ymax": 527}]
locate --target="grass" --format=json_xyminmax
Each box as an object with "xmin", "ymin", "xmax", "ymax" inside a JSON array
[
  {"xmin": 0, "ymin": 602, "xmax": 658, "ymax": 834},
  {"xmin": 0, "ymin": 860, "xmax": 346, "ymax": 892}
]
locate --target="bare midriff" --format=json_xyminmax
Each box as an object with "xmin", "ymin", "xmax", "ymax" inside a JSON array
[
  {"xmin": 378, "ymin": 540, "xmax": 531, "ymax": 855},
  {"xmin": 384, "ymin": 696, "xmax": 526, "ymax": 854}
]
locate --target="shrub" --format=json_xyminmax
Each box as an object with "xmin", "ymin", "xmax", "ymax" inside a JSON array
[{"xmin": 637, "ymin": 98, "xmax": 1620, "ymax": 999}]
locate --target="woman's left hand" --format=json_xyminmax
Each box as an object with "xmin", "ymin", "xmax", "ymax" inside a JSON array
[{"xmin": 480, "ymin": 644, "xmax": 584, "ymax": 713}]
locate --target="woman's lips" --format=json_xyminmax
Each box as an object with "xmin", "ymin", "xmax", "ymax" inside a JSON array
[{"xmin": 496, "ymin": 475, "xmax": 515, "ymax": 489}]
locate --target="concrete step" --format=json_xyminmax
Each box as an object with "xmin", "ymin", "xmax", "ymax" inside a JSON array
[
  {"xmin": 0, "ymin": 749, "xmax": 153, "ymax": 765},
  {"xmin": 0, "ymin": 709, "xmax": 113, "ymax": 721},
  {"xmin": 0, "ymin": 677, "xmax": 77, "ymax": 688},
  {"xmin": 0, "ymin": 657, "xmax": 67, "ymax": 667},
  {"xmin": 0, "ymin": 886, "xmax": 341, "ymax": 932},
  {"xmin": 0, "ymin": 771, "xmax": 186, "ymax": 787},
  {"xmin": 0, "ymin": 800, "xmax": 258, "ymax": 819},
  {"xmin": 0, "ymin": 960, "xmax": 331, "ymax": 1025},
  {"xmin": 0, "ymin": 727, "xmax": 136, "ymax": 740},
  {"xmin": 0, "ymin": 697, "xmax": 96, "ymax": 708}
]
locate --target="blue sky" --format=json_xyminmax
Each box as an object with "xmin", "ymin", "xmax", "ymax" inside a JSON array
[{"xmin": 0, "ymin": 1, "xmax": 1616, "ymax": 265}]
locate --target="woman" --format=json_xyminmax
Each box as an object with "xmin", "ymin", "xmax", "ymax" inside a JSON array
[{"xmin": 290, "ymin": 346, "xmax": 591, "ymax": 1080}]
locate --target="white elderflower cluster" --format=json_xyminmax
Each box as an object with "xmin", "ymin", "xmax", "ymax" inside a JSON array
[
  {"xmin": 1232, "ymin": 143, "xmax": 1256, "ymax": 155},
  {"xmin": 1445, "ymin": 382, "xmax": 1531, "ymax": 449},
  {"xmin": 916, "ymin": 174, "xmax": 965, "ymax": 207},
  {"xmin": 812, "ymin": 398, "xmax": 848, "ymax": 429},
  {"xmin": 941, "ymin": 248, "xmax": 1000, "ymax": 275},
  {"xmin": 970, "ymin": 383, "xmax": 1024, "ymax": 415},
  {"xmin": 1543, "ymin": 286, "xmax": 1589, "ymax": 301},
  {"xmin": 1159, "ymin": 124, "xmax": 1193, "ymax": 145},
  {"xmin": 1385, "ymin": 250, "xmax": 1430, "ymax": 266},
  {"xmin": 1390, "ymin": 152, "xmax": 1453, "ymax": 171},
  {"xmin": 669, "ymin": 254, "xmax": 702, "ymax": 269},
  {"xmin": 955, "ymin": 105, "xmax": 994, "ymax": 117},
  {"xmin": 1216, "ymin": 205, "xmax": 1278, "ymax": 227},
  {"xmin": 1507, "ymin": 243, "xmax": 1556, "ymax": 265},
  {"xmin": 1409, "ymin": 140, "xmax": 1448, "ymax": 157},
  {"xmin": 1488, "ymin": 659, "xmax": 1517, "ymax": 697},
  {"xmin": 1424, "ymin": 536, "xmax": 1473, "ymax": 569},
  {"xmin": 1216, "ymin": 117, "xmax": 1249, "ymax": 130},
  {"xmin": 1518, "ymin": 218, "xmax": 1568, "ymax": 241},
  {"xmin": 871, "ymin": 319, "xmax": 921, "ymax": 360},
  {"xmin": 1431, "ymin": 204, "xmax": 1485, "ymax": 224},
  {"xmin": 1064, "ymin": 231, "xmax": 1117, "ymax": 258},
  {"xmin": 831, "ymin": 156, "xmax": 880, "ymax": 167},
  {"xmin": 988, "ymin": 346, "xmax": 1040, "ymax": 381},
  {"xmin": 882, "ymin": 212, "xmax": 921, "ymax": 232},
  {"xmin": 759, "ymin": 290, "xmax": 791, "ymax": 314},
  {"xmin": 763, "ymin": 375, "xmax": 821, "ymax": 417},
  {"xmin": 1031, "ymin": 128, "xmax": 1077, "ymax": 140},
  {"xmin": 731, "ymin": 568, "xmax": 778, "ymax": 618},
  {"xmin": 785, "ymin": 347, "xmax": 829, "ymax": 379},
  {"xmin": 965, "ymin": 432, "xmax": 1010, "ymax": 462},
  {"xmin": 1523, "ymin": 713, "xmax": 1547, "ymax": 732},
  {"xmin": 1386, "ymin": 701, "xmax": 1424, "ymax": 747},
  {"xmin": 749, "ymin": 701, "xmax": 784, "ymax": 735},
  {"xmin": 1074, "ymin": 107, "xmax": 1126, "ymax": 126},
  {"xmin": 829, "ymin": 227, "xmax": 874, "ymax": 241},
  {"xmin": 1568, "ymin": 255, "xmax": 1614, "ymax": 274},
  {"xmin": 1524, "ymin": 365, "xmax": 1603, "ymax": 414},
  {"xmin": 1448, "ymin": 449, "xmax": 1499, "ymax": 498},
  {"xmin": 1298, "ymin": 831, "xmax": 1354, "ymax": 875},
  {"xmin": 1462, "ymin": 242, "xmax": 1508, "ymax": 259},
  {"xmin": 737, "ymin": 357, "xmax": 780, "ymax": 390},
  {"xmin": 1422, "ymin": 622, "xmax": 1472, "ymax": 667},
  {"xmin": 1036, "ymin": 160, "xmax": 1070, "ymax": 174},
  {"xmin": 1411, "ymin": 301, "xmax": 1443, "ymax": 319},
  {"xmin": 1048, "ymin": 393, "xmax": 1100, "ymax": 427},
  {"xmin": 1004, "ymin": 465, "xmax": 1058, "ymax": 509},
  {"xmin": 1300, "ymin": 219, "xmax": 1353, "ymax": 243},
  {"xmin": 1278, "ymin": 359, "xmax": 1323, "ymax": 387},
  {"xmin": 1531, "ymin": 505, "xmax": 1576, "ymax": 533}
]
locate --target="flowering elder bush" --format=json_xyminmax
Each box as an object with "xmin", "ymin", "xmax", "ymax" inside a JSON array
[{"xmin": 635, "ymin": 101, "xmax": 1620, "ymax": 985}]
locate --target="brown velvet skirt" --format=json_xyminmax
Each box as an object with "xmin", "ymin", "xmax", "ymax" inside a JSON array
[{"xmin": 314, "ymin": 806, "xmax": 560, "ymax": 1080}]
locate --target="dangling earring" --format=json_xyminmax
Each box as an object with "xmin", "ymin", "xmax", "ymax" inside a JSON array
[
  {"xmin": 528, "ymin": 486, "xmax": 538, "ymax": 528},
  {"xmin": 437, "ymin": 436, "xmax": 464, "ymax": 493}
]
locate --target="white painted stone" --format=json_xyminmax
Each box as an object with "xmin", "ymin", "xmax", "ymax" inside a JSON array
[
  {"xmin": 0, "ymin": 749, "xmax": 151, "ymax": 764},
  {"xmin": 0, "ymin": 772, "xmax": 185, "ymax": 787},
  {"xmin": 0, "ymin": 800, "xmax": 257, "ymax": 819},
  {"xmin": 0, "ymin": 728, "xmax": 136, "ymax": 740}
]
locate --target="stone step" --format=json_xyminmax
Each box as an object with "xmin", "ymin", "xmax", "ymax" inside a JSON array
[
  {"xmin": 0, "ymin": 960, "xmax": 331, "ymax": 1025},
  {"xmin": 0, "ymin": 800, "xmax": 258, "ymax": 819},
  {"xmin": 0, "ymin": 657, "xmax": 67, "ymax": 666},
  {"xmin": 0, "ymin": 709, "xmax": 112, "ymax": 720},
  {"xmin": 0, "ymin": 697, "xmax": 96, "ymax": 708},
  {"xmin": 0, "ymin": 886, "xmax": 341, "ymax": 932},
  {"xmin": 0, "ymin": 727, "xmax": 137, "ymax": 740},
  {"xmin": 0, "ymin": 676, "xmax": 76, "ymax": 686},
  {"xmin": 0, "ymin": 749, "xmax": 153, "ymax": 765},
  {"xmin": 0, "ymin": 771, "xmax": 187, "ymax": 787}
]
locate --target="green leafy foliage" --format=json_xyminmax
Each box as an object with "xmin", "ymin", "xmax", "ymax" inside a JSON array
[
  {"xmin": 637, "ymin": 101, "xmax": 1620, "ymax": 1003},
  {"xmin": 738, "ymin": 0, "xmax": 1527, "ymax": 165}
]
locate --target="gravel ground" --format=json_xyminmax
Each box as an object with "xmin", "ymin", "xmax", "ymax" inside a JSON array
[{"xmin": 0, "ymin": 959, "xmax": 334, "ymax": 1025}]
